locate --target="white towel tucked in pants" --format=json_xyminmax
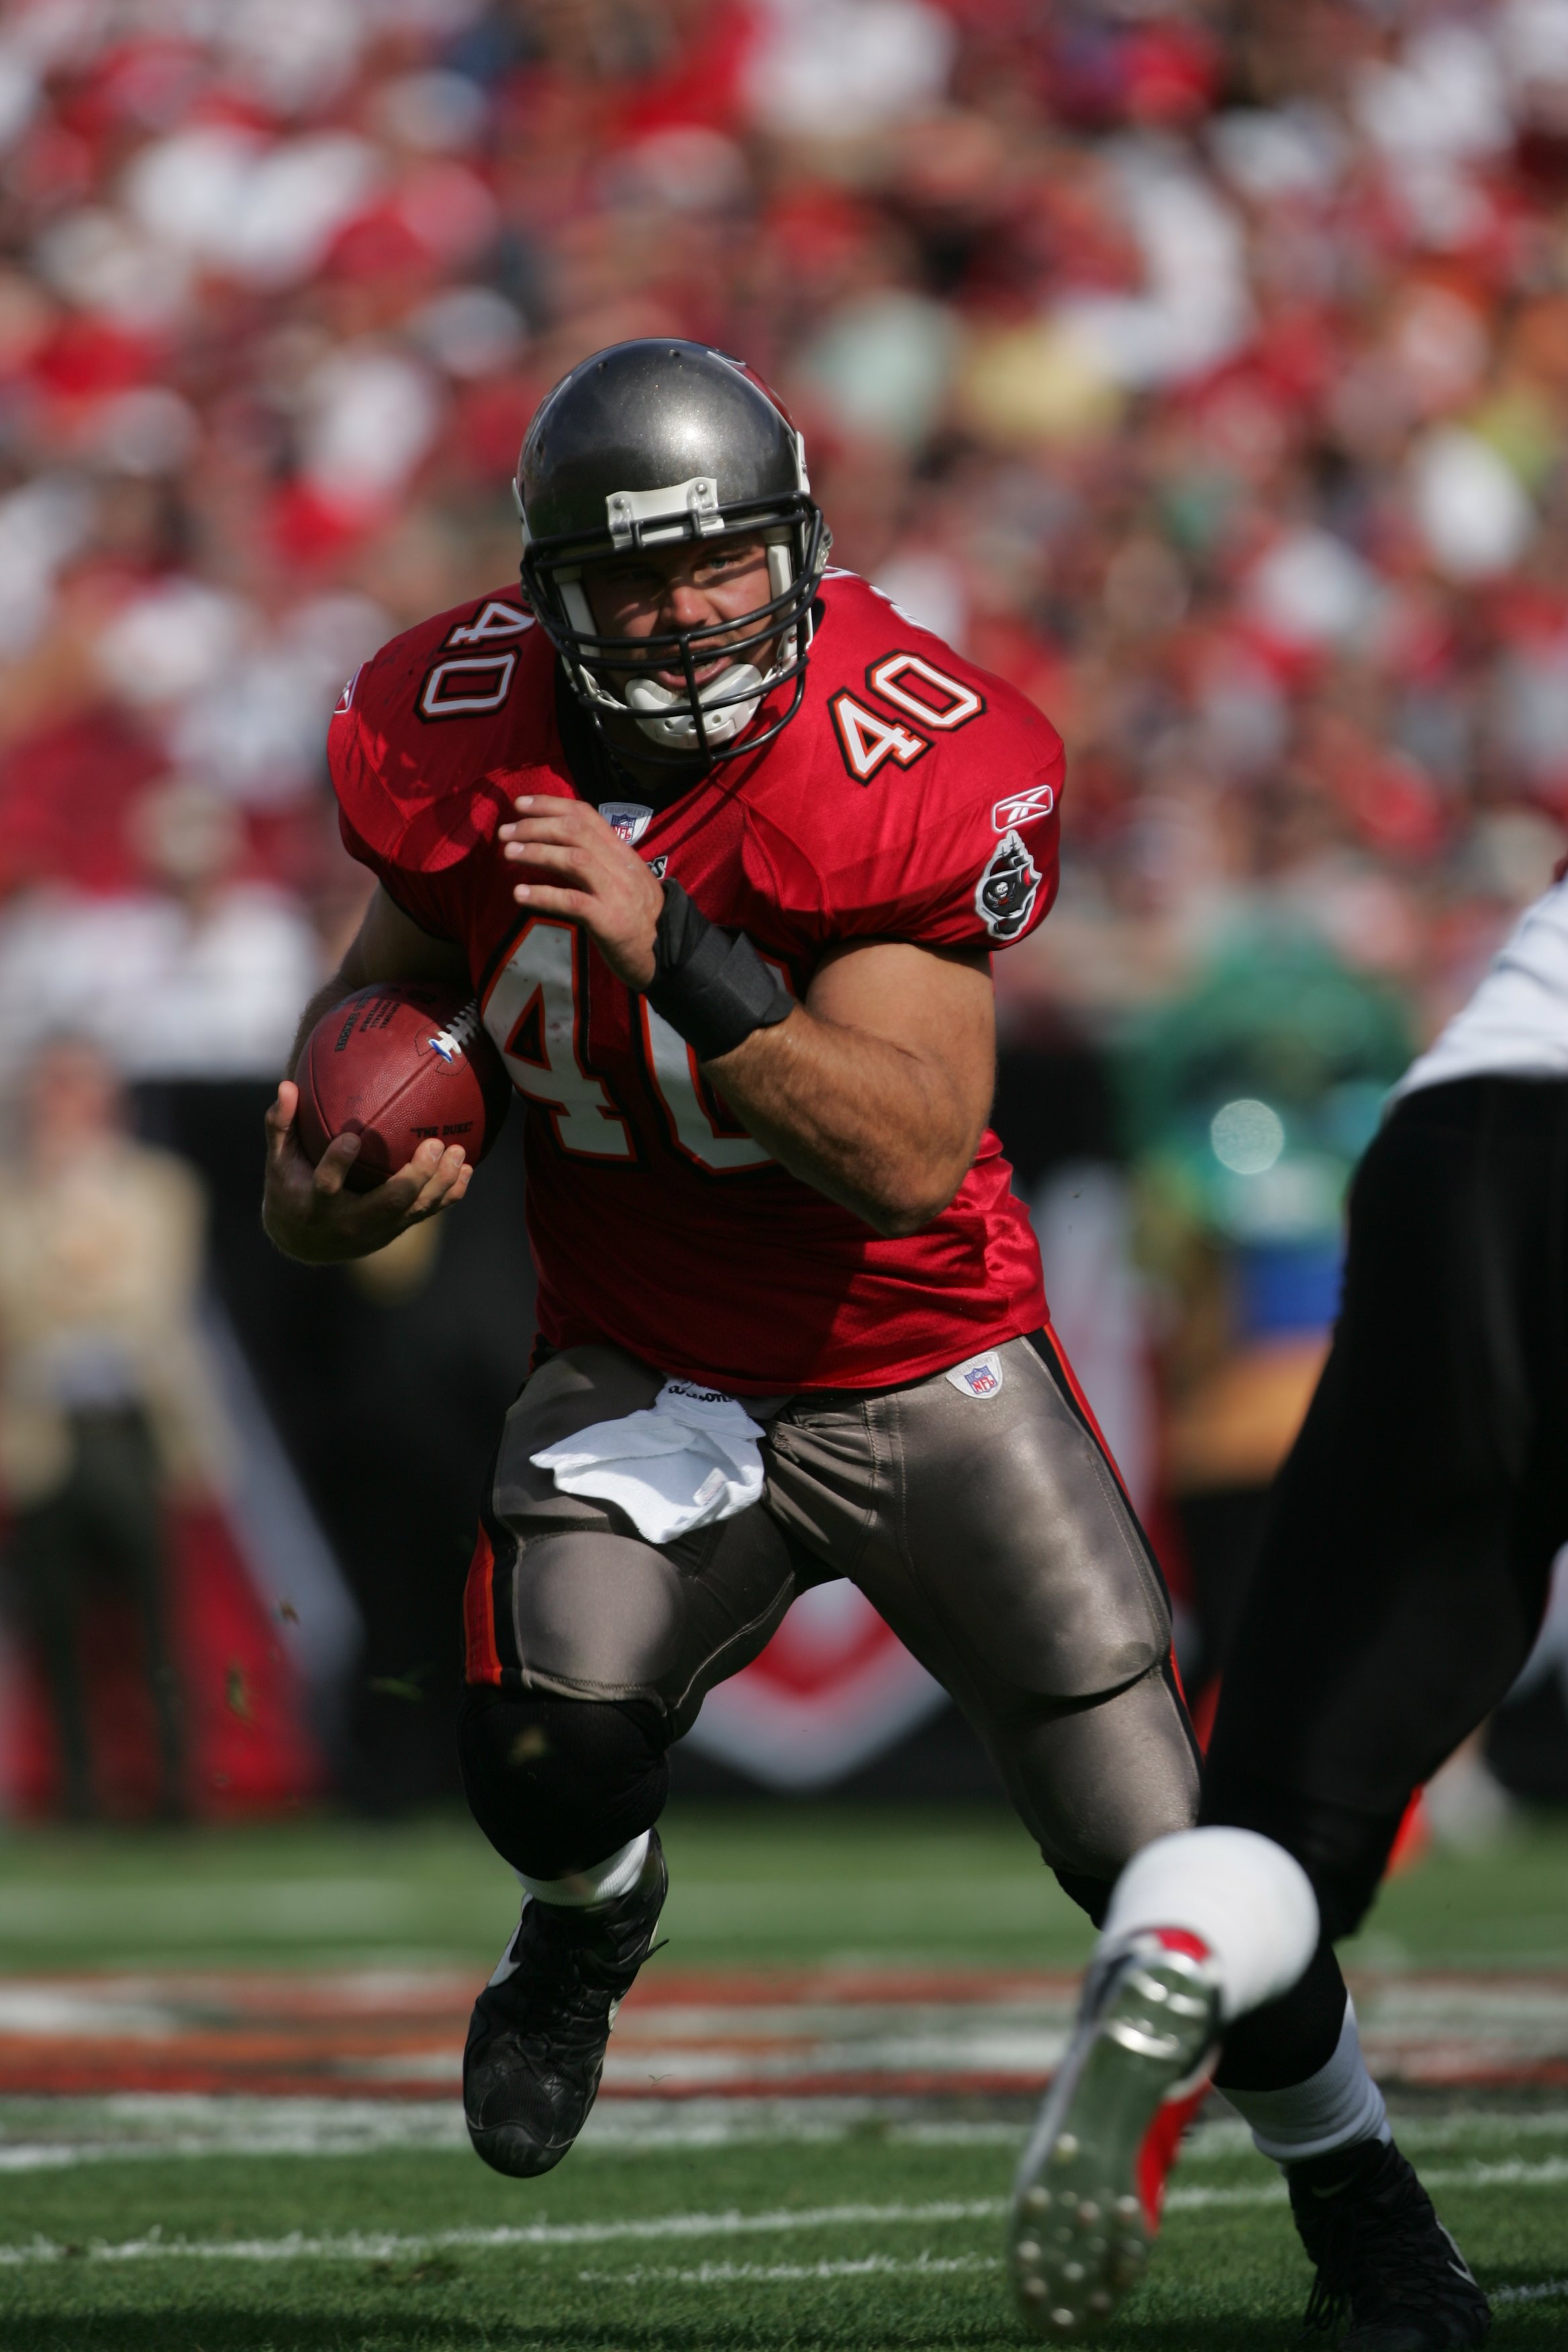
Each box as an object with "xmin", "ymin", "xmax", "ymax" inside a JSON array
[{"xmin": 530, "ymin": 1378, "xmax": 767, "ymax": 1546}]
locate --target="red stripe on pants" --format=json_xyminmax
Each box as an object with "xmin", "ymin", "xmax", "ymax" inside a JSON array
[{"xmin": 462, "ymin": 1524, "xmax": 501, "ymax": 1686}]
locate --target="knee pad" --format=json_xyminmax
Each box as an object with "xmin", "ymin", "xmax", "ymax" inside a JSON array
[
  {"xmin": 1199, "ymin": 1768, "xmax": 1406, "ymax": 1944},
  {"xmin": 457, "ymin": 1689, "xmax": 669, "ymax": 1879}
]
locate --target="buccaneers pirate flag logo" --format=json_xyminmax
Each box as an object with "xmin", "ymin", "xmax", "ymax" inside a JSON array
[{"xmin": 975, "ymin": 828, "xmax": 1043, "ymax": 941}]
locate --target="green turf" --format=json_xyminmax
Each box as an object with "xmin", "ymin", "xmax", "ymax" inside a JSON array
[
  {"xmin": 1, "ymin": 2110, "xmax": 1566, "ymax": 2349},
  {"xmin": 5, "ymin": 1800, "xmax": 1568, "ymax": 1972},
  {"xmin": 3, "ymin": 1805, "xmax": 1568, "ymax": 2347},
  {"xmin": 0, "ymin": 1804, "xmax": 1089, "ymax": 1973}
]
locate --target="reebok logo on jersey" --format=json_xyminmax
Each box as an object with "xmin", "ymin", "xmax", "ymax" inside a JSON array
[
  {"xmin": 992, "ymin": 781, "xmax": 1055, "ymax": 831},
  {"xmin": 647, "ymin": 853, "xmax": 669, "ymax": 880},
  {"xmin": 335, "ymin": 666, "xmax": 362, "ymax": 715},
  {"xmin": 601, "ymin": 801, "xmax": 654, "ymax": 845},
  {"xmin": 975, "ymin": 830, "xmax": 1042, "ymax": 942},
  {"xmin": 945, "ymin": 1351, "xmax": 1003, "ymax": 1398}
]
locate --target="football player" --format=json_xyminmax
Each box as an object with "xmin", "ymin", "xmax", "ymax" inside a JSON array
[
  {"xmin": 262, "ymin": 340, "xmax": 1229, "ymax": 2244},
  {"xmin": 1014, "ymin": 878, "xmax": 1568, "ymax": 2346}
]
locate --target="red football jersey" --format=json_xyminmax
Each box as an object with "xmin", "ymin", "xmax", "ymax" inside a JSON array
[{"xmin": 330, "ymin": 569, "xmax": 1062, "ymax": 1391}]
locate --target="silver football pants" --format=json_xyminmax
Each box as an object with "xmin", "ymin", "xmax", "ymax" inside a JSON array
[{"xmin": 464, "ymin": 1330, "xmax": 1199, "ymax": 1890}]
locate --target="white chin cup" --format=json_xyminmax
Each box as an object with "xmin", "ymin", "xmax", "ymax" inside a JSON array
[{"xmin": 624, "ymin": 661, "xmax": 766, "ymax": 749}]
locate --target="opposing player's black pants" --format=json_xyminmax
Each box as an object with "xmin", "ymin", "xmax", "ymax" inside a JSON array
[
  {"xmin": 458, "ymin": 1330, "xmax": 1199, "ymax": 1916},
  {"xmin": 1208, "ymin": 1075, "xmax": 1568, "ymax": 2090}
]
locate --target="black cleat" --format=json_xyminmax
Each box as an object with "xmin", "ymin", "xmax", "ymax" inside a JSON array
[
  {"xmin": 464, "ymin": 1832, "xmax": 667, "ymax": 2178},
  {"xmin": 1289, "ymin": 2136, "xmax": 1491, "ymax": 2349}
]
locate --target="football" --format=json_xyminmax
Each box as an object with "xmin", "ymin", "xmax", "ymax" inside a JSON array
[{"xmin": 295, "ymin": 982, "xmax": 511, "ymax": 1192}]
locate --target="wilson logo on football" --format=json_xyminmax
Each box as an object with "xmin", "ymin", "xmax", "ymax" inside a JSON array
[
  {"xmin": 992, "ymin": 781, "xmax": 1055, "ymax": 832},
  {"xmin": 975, "ymin": 830, "xmax": 1042, "ymax": 942}
]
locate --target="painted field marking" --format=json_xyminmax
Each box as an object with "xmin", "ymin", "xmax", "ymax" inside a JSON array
[
  {"xmin": 7, "ymin": 2092, "xmax": 1568, "ymax": 2171},
  {"xmin": 1495, "ymin": 2277, "xmax": 1568, "ymax": 2305},
  {"xmin": 578, "ymin": 2254, "xmax": 998, "ymax": 2285},
  {"xmin": 0, "ymin": 2195, "xmax": 1004, "ymax": 2269},
  {"xmin": 3, "ymin": 2155, "xmax": 1568, "ymax": 2269},
  {"xmin": 7, "ymin": 1966, "xmax": 1568, "ymax": 2100},
  {"xmin": 573, "ymin": 2258, "xmax": 1568, "ymax": 2298}
]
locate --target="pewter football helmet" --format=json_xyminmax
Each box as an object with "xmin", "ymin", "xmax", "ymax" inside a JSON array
[{"xmin": 516, "ymin": 340, "xmax": 828, "ymax": 763}]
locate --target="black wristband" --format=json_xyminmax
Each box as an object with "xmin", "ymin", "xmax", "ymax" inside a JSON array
[{"xmin": 646, "ymin": 879, "xmax": 794, "ymax": 1063}]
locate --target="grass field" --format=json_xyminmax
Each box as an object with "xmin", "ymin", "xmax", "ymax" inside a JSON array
[{"xmin": 2, "ymin": 1802, "xmax": 1567, "ymax": 2350}]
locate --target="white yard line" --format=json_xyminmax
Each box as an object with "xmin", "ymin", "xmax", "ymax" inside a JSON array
[
  {"xmin": 579, "ymin": 2258, "xmax": 1568, "ymax": 2298},
  {"xmin": 7, "ymin": 2090, "xmax": 1568, "ymax": 2171},
  {"xmin": 1165, "ymin": 2154, "xmax": 1568, "ymax": 2212},
  {"xmin": 1494, "ymin": 2277, "xmax": 1568, "ymax": 2304},
  {"xmin": 0, "ymin": 2196, "xmax": 1005, "ymax": 2269},
  {"xmin": 577, "ymin": 2253, "xmax": 999, "ymax": 2285},
  {"xmin": 3, "ymin": 2151, "xmax": 1568, "ymax": 2269}
]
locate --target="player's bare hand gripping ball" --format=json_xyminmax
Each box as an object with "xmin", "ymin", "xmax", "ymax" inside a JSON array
[
  {"xmin": 500, "ymin": 795, "xmax": 664, "ymax": 989},
  {"xmin": 262, "ymin": 1080, "xmax": 472, "ymax": 1264}
]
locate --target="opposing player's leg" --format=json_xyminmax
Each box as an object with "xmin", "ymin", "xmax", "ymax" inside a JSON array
[
  {"xmin": 456, "ymin": 1344, "xmax": 806, "ymax": 2177},
  {"xmin": 1196, "ymin": 1083, "xmax": 1568, "ymax": 2347},
  {"xmin": 767, "ymin": 1329, "xmax": 1206, "ymax": 2336}
]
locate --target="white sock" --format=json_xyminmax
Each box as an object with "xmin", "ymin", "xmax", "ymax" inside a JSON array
[
  {"xmin": 516, "ymin": 1829, "xmax": 652, "ymax": 1910},
  {"xmin": 1099, "ymin": 1826, "xmax": 1318, "ymax": 2020},
  {"xmin": 1224, "ymin": 1998, "xmax": 1391, "ymax": 2165}
]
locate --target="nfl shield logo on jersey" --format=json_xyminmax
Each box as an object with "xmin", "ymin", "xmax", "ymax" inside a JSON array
[
  {"xmin": 600, "ymin": 801, "xmax": 654, "ymax": 845},
  {"xmin": 945, "ymin": 1350, "xmax": 1004, "ymax": 1398}
]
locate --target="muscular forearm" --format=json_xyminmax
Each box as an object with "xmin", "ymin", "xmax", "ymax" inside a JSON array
[
  {"xmin": 491, "ymin": 799, "xmax": 994, "ymax": 1234},
  {"xmin": 706, "ymin": 1009, "xmax": 985, "ymax": 1236}
]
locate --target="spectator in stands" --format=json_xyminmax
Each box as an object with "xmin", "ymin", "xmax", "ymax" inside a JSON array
[{"xmin": 0, "ymin": 1036, "xmax": 230, "ymax": 1818}]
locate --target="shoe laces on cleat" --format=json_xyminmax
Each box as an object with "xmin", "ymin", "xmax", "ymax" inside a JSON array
[{"xmin": 1289, "ymin": 2138, "xmax": 1491, "ymax": 2349}]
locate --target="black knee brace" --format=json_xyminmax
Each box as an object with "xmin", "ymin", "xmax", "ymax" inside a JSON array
[{"xmin": 457, "ymin": 1688, "xmax": 669, "ymax": 1880}]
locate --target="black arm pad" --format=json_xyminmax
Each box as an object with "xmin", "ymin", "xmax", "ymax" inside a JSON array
[{"xmin": 646, "ymin": 879, "xmax": 794, "ymax": 1063}]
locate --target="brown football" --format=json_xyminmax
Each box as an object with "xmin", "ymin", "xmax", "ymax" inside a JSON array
[{"xmin": 295, "ymin": 983, "xmax": 511, "ymax": 1192}]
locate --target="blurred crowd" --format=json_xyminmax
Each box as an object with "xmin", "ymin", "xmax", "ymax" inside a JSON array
[
  {"xmin": 4, "ymin": 0, "xmax": 1568, "ymax": 1808},
  {"xmin": 1, "ymin": 0, "xmax": 1565, "ymax": 1075}
]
